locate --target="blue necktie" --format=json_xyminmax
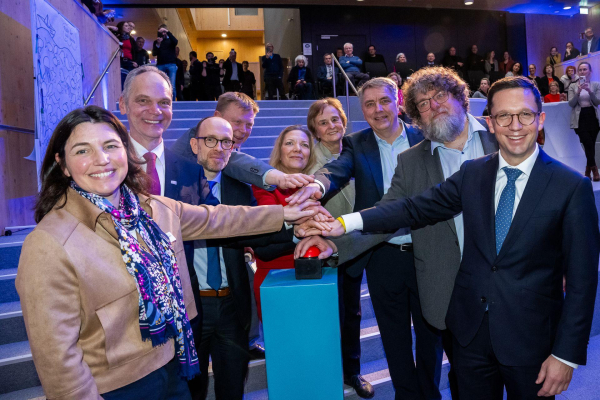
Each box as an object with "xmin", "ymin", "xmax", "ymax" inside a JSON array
[
  {"xmin": 495, "ymin": 167, "xmax": 523, "ymax": 255},
  {"xmin": 204, "ymin": 181, "xmax": 222, "ymax": 291}
]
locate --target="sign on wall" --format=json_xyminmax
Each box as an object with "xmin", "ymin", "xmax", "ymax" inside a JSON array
[{"xmin": 30, "ymin": 0, "xmax": 83, "ymax": 181}]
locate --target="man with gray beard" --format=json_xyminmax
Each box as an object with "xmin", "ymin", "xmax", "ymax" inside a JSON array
[{"xmin": 299, "ymin": 66, "xmax": 498, "ymax": 399}]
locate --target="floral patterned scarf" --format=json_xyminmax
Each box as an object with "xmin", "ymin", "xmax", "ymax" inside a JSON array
[{"xmin": 71, "ymin": 182, "xmax": 199, "ymax": 379}]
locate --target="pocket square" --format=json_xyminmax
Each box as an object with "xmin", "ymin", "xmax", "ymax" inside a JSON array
[{"xmin": 171, "ymin": 180, "xmax": 177, "ymax": 185}]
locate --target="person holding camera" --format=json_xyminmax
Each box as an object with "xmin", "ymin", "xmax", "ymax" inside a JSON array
[
  {"xmin": 152, "ymin": 24, "xmax": 178, "ymax": 100},
  {"xmin": 204, "ymin": 52, "xmax": 223, "ymax": 101},
  {"xmin": 569, "ymin": 62, "xmax": 600, "ymax": 180}
]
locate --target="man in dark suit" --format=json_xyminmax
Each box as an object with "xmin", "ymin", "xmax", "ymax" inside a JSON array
[
  {"xmin": 319, "ymin": 76, "xmax": 600, "ymax": 399},
  {"xmin": 223, "ymin": 49, "xmax": 244, "ymax": 93},
  {"xmin": 581, "ymin": 27, "xmax": 600, "ymax": 55},
  {"xmin": 287, "ymin": 77, "xmax": 442, "ymax": 400},
  {"xmin": 317, "ymin": 53, "xmax": 341, "ymax": 96},
  {"xmin": 183, "ymin": 117, "xmax": 294, "ymax": 400},
  {"xmin": 302, "ymin": 66, "xmax": 499, "ymax": 399}
]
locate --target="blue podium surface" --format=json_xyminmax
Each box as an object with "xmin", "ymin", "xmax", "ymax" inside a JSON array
[{"xmin": 261, "ymin": 267, "xmax": 343, "ymax": 400}]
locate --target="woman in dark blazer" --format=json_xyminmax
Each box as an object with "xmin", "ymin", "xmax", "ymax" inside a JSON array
[
  {"xmin": 564, "ymin": 42, "xmax": 581, "ymax": 61},
  {"xmin": 288, "ymin": 55, "xmax": 314, "ymax": 99},
  {"xmin": 538, "ymin": 64, "xmax": 565, "ymax": 97}
]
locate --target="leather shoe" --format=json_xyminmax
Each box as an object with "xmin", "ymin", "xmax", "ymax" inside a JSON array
[
  {"xmin": 344, "ymin": 374, "xmax": 374, "ymax": 399},
  {"xmin": 248, "ymin": 344, "xmax": 265, "ymax": 360}
]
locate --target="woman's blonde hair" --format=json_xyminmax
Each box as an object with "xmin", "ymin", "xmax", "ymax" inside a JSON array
[
  {"xmin": 269, "ymin": 125, "xmax": 317, "ymax": 174},
  {"xmin": 306, "ymin": 98, "xmax": 347, "ymax": 139}
]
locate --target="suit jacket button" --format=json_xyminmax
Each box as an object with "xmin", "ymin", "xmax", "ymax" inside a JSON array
[
  {"xmin": 491, "ymin": 266, "xmax": 498, "ymax": 272},
  {"xmin": 250, "ymin": 167, "xmax": 259, "ymax": 173},
  {"xmin": 481, "ymin": 297, "xmax": 487, "ymax": 303}
]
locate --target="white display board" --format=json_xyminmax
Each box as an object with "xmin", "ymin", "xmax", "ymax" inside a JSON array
[{"xmin": 30, "ymin": 0, "xmax": 83, "ymax": 181}]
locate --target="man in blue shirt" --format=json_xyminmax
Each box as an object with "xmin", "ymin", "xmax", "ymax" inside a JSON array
[{"xmin": 339, "ymin": 42, "xmax": 370, "ymax": 89}]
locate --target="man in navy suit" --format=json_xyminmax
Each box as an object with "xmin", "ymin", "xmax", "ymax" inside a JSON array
[
  {"xmin": 320, "ymin": 77, "xmax": 600, "ymax": 399},
  {"xmin": 317, "ymin": 53, "xmax": 341, "ymax": 96},
  {"xmin": 182, "ymin": 117, "xmax": 294, "ymax": 400},
  {"xmin": 288, "ymin": 77, "xmax": 443, "ymax": 400}
]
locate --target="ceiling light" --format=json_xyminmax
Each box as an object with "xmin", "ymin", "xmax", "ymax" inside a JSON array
[
  {"xmin": 357, "ymin": 0, "xmax": 364, "ymax": 2},
  {"xmin": 131, "ymin": 30, "xmax": 136, "ymax": 35},
  {"xmin": 464, "ymin": 0, "xmax": 474, "ymax": 5},
  {"xmin": 581, "ymin": 7, "xmax": 589, "ymax": 14},
  {"xmin": 563, "ymin": 6, "xmax": 571, "ymax": 9},
  {"xmin": 221, "ymin": 33, "xmax": 227, "ymax": 37},
  {"xmin": 147, "ymin": 50, "xmax": 152, "ymax": 55}
]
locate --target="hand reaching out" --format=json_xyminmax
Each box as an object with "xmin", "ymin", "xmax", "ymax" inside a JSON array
[
  {"xmin": 294, "ymin": 205, "xmax": 334, "ymax": 225},
  {"xmin": 265, "ymin": 170, "xmax": 314, "ymax": 190},
  {"xmin": 285, "ymin": 183, "xmax": 323, "ymax": 205},
  {"xmin": 282, "ymin": 200, "xmax": 321, "ymax": 223},
  {"xmin": 294, "ymin": 219, "xmax": 332, "ymax": 237},
  {"xmin": 294, "ymin": 236, "xmax": 337, "ymax": 260}
]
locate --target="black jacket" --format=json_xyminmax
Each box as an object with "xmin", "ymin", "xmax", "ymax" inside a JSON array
[
  {"xmin": 223, "ymin": 59, "xmax": 244, "ymax": 85},
  {"xmin": 538, "ymin": 75, "xmax": 565, "ymax": 97},
  {"xmin": 152, "ymin": 31, "xmax": 178, "ymax": 65},
  {"xmin": 288, "ymin": 66, "xmax": 314, "ymax": 84}
]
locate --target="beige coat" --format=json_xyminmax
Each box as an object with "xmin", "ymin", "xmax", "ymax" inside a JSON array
[
  {"xmin": 16, "ymin": 188, "xmax": 283, "ymax": 399},
  {"xmin": 308, "ymin": 141, "xmax": 355, "ymax": 217},
  {"xmin": 568, "ymin": 80, "xmax": 600, "ymax": 129}
]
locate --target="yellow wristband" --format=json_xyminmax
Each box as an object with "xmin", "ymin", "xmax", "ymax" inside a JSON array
[{"xmin": 336, "ymin": 217, "xmax": 346, "ymax": 233}]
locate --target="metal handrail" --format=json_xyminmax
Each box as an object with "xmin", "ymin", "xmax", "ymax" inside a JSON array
[
  {"xmin": 84, "ymin": 46, "xmax": 121, "ymax": 106},
  {"xmin": 331, "ymin": 54, "xmax": 360, "ymax": 126}
]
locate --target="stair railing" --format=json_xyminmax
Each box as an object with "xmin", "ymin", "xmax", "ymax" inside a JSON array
[
  {"xmin": 331, "ymin": 54, "xmax": 360, "ymax": 126},
  {"xmin": 84, "ymin": 46, "xmax": 121, "ymax": 106}
]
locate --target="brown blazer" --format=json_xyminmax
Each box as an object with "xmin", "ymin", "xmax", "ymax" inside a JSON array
[{"xmin": 16, "ymin": 188, "xmax": 284, "ymax": 399}]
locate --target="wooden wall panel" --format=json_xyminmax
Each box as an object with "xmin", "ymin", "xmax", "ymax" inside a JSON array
[
  {"xmin": 0, "ymin": 0, "xmax": 120, "ymax": 233},
  {"xmin": 192, "ymin": 8, "xmax": 264, "ymax": 31},
  {"xmin": 195, "ymin": 37, "xmax": 265, "ymax": 64}
]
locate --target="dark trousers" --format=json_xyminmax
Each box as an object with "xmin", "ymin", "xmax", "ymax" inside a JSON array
[
  {"xmin": 367, "ymin": 245, "xmax": 443, "ymax": 400},
  {"xmin": 575, "ymin": 107, "xmax": 600, "ymax": 167},
  {"xmin": 264, "ymin": 77, "xmax": 287, "ymax": 100},
  {"xmin": 452, "ymin": 312, "xmax": 552, "ymax": 400},
  {"xmin": 205, "ymin": 84, "xmax": 222, "ymax": 101},
  {"xmin": 225, "ymin": 80, "xmax": 241, "ymax": 93},
  {"xmin": 338, "ymin": 264, "xmax": 363, "ymax": 377},
  {"xmin": 102, "ymin": 357, "xmax": 192, "ymax": 400},
  {"xmin": 188, "ymin": 295, "xmax": 249, "ymax": 400},
  {"xmin": 442, "ymin": 329, "xmax": 461, "ymax": 400},
  {"xmin": 190, "ymin": 82, "xmax": 203, "ymax": 101}
]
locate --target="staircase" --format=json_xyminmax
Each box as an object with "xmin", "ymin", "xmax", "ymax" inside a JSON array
[{"xmin": 113, "ymin": 99, "xmax": 370, "ymax": 162}]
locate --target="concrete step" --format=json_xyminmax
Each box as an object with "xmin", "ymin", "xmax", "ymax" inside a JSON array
[
  {"xmin": 0, "ymin": 341, "xmax": 38, "ymax": 395},
  {"xmin": 0, "ymin": 302, "xmax": 26, "ymax": 346},
  {"xmin": 0, "ymin": 269, "xmax": 18, "ymax": 304}
]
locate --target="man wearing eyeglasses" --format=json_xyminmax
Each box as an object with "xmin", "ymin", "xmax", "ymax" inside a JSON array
[
  {"xmin": 185, "ymin": 116, "xmax": 298, "ymax": 400},
  {"xmin": 303, "ymin": 76, "xmax": 599, "ymax": 399}
]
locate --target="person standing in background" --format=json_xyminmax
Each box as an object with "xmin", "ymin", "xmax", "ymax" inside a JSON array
[
  {"xmin": 223, "ymin": 49, "xmax": 243, "ymax": 93},
  {"xmin": 241, "ymin": 61, "xmax": 256, "ymax": 99},
  {"xmin": 262, "ymin": 43, "xmax": 287, "ymax": 100},
  {"xmin": 152, "ymin": 24, "xmax": 178, "ymax": 100}
]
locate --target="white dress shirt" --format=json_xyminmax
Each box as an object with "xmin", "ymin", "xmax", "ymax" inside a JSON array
[
  {"xmin": 192, "ymin": 173, "xmax": 229, "ymax": 290},
  {"xmin": 130, "ymin": 136, "xmax": 166, "ymax": 197}
]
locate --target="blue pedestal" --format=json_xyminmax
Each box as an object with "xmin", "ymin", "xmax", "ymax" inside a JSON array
[{"xmin": 261, "ymin": 267, "xmax": 343, "ymax": 400}]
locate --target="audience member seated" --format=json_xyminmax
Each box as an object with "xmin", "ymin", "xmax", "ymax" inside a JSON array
[
  {"xmin": 262, "ymin": 43, "xmax": 286, "ymax": 100},
  {"xmin": 568, "ymin": 61, "xmax": 600, "ymax": 180},
  {"xmin": 546, "ymin": 46, "xmax": 562, "ymax": 66},
  {"xmin": 421, "ymin": 52, "xmax": 438, "ymax": 69},
  {"xmin": 544, "ymin": 81, "xmax": 562, "ymax": 103},
  {"xmin": 134, "ymin": 37, "xmax": 149, "ymax": 67},
  {"xmin": 336, "ymin": 48, "xmax": 344, "ymax": 59},
  {"xmin": 505, "ymin": 61, "xmax": 523, "ymax": 77},
  {"xmin": 252, "ymin": 126, "xmax": 317, "ymax": 319},
  {"xmin": 499, "ymin": 51, "xmax": 515, "ymax": 75},
  {"xmin": 241, "ymin": 61, "xmax": 256, "ymax": 100},
  {"xmin": 581, "ymin": 27, "xmax": 599, "ymax": 56},
  {"xmin": 317, "ymin": 53, "xmax": 341, "ymax": 96},
  {"xmin": 471, "ymin": 77, "xmax": 490, "ymax": 98},
  {"xmin": 363, "ymin": 45, "xmax": 388, "ymax": 77},
  {"xmin": 561, "ymin": 65, "xmax": 579, "ymax": 100},
  {"xmin": 16, "ymin": 105, "xmax": 302, "ymax": 400},
  {"xmin": 394, "ymin": 53, "xmax": 413, "ymax": 82},
  {"xmin": 564, "ymin": 41, "xmax": 580, "ymax": 61},
  {"xmin": 152, "ymin": 24, "xmax": 178, "ymax": 100},
  {"xmin": 339, "ymin": 42, "xmax": 370, "ymax": 89},
  {"xmin": 538, "ymin": 64, "xmax": 564, "ymax": 97},
  {"xmin": 527, "ymin": 64, "xmax": 542, "ymax": 87},
  {"xmin": 288, "ymin": 55, "xmax": 314, "ymax": 100},
  {"xmin": 442, "ymin": 46, "xmax": 464, "ymax": 75},
  {"xmin": 223, "ymin": 49, "xmax": 243, "ymax": 93}
]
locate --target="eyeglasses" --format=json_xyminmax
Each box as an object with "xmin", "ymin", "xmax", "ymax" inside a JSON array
[
  {"xmin": 195, "ymin": 136, "xmax": 235, "ymax": 150},
  {"xmin": 490, "ymin": 111, "xmax": 540, "ymax": 127},
  {"xmin": 416, "ymin": 91, "xmax": 450, "ymax": 113}
]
